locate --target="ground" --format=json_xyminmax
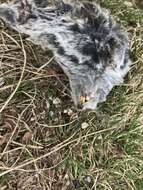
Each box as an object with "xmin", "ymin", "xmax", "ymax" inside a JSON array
[{"xmin": 0, "ymin": 0, "xmax": 143, "ymax": 189}]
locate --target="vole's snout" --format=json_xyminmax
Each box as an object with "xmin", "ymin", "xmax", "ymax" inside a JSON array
[{"xmin": 78, "ymin": 95, "xmax": 91, "ymax": 110}]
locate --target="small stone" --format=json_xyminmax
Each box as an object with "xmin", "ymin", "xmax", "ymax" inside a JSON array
[
  {"xmin": 63, "ymin": 109, "xmax": 68, "ymax": 114},
  {"xmin": 30, "ymin": 117, "xmax": 35, "ymax": 121},
  {"xmin": 49, "ymin": 111, "xmax": 54, "ymax": 117},
  {"xmin": 81, "ymin": 122, "xmax": 89, "ymax": 129},
  {"xmin": 86, "ymin": 176, "xmax": 92, "ymax": 183},
  {"xmin": 22, "ymin": 131, "xmax": 33, "ymax": 143},
  {"xmin": 83, "ymin": 175, "xmax": 94, "ymax": 187},
  {"xmin": 53, "ymin": 98, "xmax": 61, "ymax": 105},
  {"xmin": 64, "ymin": 173, "xmax": 69, "ymax": 180},
  {"xmin": 97, "ymin": 135, "xmax": 102, "ymax": 140},
  {"xmin": 67, "ymin": 109, "xmax": 73, "ymax": 116}
]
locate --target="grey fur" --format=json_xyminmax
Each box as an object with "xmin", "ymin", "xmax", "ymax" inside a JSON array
[{"xmin": 0, "ymin": 0, "xmax": 131, "ymax": 109}]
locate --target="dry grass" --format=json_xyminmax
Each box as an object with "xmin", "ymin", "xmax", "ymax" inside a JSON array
[{"xmin": 0, "ymin": 0, "xmax": 143, "ymax": 189}]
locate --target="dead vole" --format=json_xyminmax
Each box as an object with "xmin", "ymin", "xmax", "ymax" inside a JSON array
[{"xmin": 0, "ymin": 0, "xmax": 131, "ymax": 110}]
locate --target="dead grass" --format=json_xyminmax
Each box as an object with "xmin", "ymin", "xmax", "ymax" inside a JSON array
[{"xmin": 0, "ymin": 0, "xmax": 143, "ymax": 189}]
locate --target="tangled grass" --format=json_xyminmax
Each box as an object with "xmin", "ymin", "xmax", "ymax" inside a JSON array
[{"xmin": 0, "ymin": 0, "xmax": 143, "ymax": 189}]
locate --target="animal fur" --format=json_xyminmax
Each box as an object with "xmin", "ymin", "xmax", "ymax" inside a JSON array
[{"xmin": 0, "ymin": 0, "xmax": 131, "ymax": 109}]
